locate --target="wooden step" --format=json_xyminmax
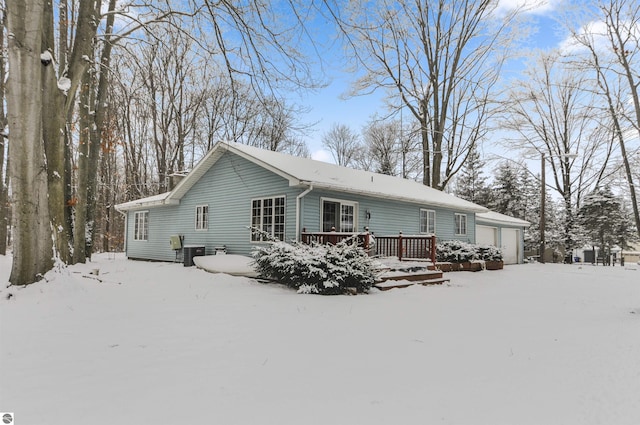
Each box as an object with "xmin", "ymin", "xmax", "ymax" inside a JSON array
[{"xmin": 374, "ymin": 277, "xmax": 450, "ymax": 291}]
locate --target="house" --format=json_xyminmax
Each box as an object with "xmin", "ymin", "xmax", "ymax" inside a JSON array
[{"xmin": 116, "ymin": 141, "xmax": 525, "ymax": 264}]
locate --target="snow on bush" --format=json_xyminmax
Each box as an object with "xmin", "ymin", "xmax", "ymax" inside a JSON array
[
  {"xmin": 436, "ymin": 240, "xmax": 503, "ymax": 263},
  {"xmin": 250, "ymin": 229, "xmax": 376, "ymax": 295}
]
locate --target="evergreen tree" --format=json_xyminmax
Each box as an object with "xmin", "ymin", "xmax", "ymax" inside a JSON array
[
  {"xmin": 491, "ymin": 162, "xmax": 523, "ymax": 217},
  {"xmin": 455, "ymin": 146, "xmax": 493, "ymax": 207},
  {"xmin": 578, "ymin": 187, "xmax": 637, "ymax": 261},
  {"xmin": 519, "ymin": 167, "xmax": 541, "ymax": 252}
]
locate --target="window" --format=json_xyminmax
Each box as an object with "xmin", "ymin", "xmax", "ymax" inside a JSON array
[
  {"xmin": 455, "ymin": 213, "xmax": 467, "ymax": 236},
  {"xmin": 420, "ymin": 209, "xmax": 436, "ymax": 234},
  {"xmin": 251, "ymin": 196, "xmax": 285, "ymax": 241},
  {"xmin": 195, "ymin": 205, "xmax": 209, "ymax": 230},
  {"xmin": 134, "ymin": 211, "xmax": 148, "ymax": 241},
  {"xmin": 322, "ymin": 199, "xmax": 357, "ymax": 232}
]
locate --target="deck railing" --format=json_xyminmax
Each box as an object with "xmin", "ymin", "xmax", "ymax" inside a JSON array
[
  {"xmin": 375, "ymin": 232, "xmax": 436, "ymax": 263},
  {"xmin": 300, "ymin": 229, "xmax": 371, "ymax": 249},
  {"xmin": 300, "ymin": 228, "xmax": 436, "ymax": 263}
]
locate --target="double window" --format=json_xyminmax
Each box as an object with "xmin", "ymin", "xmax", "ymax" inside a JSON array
[
  {"xmin": 195, "ymin": 205, "xmax": 209, "ymax": 230},
  {"xmin": 455, "ymin": 213, "xmax": 467, "ymax": 236},
  {"xmin": 134, "ymin": 211, "xmax": 148, "ymax": 241},
  {"xmin": 420, "ymin": 209, "xmax": 436, "ymax": 234},
  {"xmin": 322, "ymin": 198, "xmax": 357, "ymax": 232},
  {"xmin": 251, "ymin": 196, "xmax": 285, "ymax": 241}
]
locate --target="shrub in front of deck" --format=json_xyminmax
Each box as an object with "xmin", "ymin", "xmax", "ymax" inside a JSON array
[
  {"xmin": 251, "ymin": 234, "xmax": 375, "ymax": 295},
  {"xmin": 436, "ymin": 240, "xmax": 503, "ymax": 263},
  {"xmin": 436, "ymin": 240, "xmax": 476, "ymax": 263}
]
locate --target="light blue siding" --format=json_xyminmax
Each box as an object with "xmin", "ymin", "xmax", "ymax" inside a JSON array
[
  {"xmin": 300, "ymin": 189, "xmax": 476, "ymax": 243},
  {"xmin": 125, "ymin": 150, "xmax": 478, "ymax": 261},
  {"xmin": 125, "ymin": 151, "xmax": 301, "ymax": 260}
]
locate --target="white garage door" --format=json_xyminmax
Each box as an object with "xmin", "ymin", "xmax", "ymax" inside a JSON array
[
  {"xmin": 476, "ymin": 225, "xmax": 497, "ymax": 246},
  {"xmin": 501, "ymin": 228, "xmax": 520, "ymax": 264}
]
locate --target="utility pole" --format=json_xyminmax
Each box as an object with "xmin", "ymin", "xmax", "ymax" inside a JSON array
[{"xmin": 540, "ymin": 153, "xmax": 546, "ymax": 263}]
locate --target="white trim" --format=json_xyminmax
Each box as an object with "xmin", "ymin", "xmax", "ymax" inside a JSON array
[
  {"xmin": 249, "ymin": 195, "xmax": 286, "ymax": 242},
  {"xmin": 134, "ymin": 210, "xmax": 149, "ymax": 241},
  {"xmin": 295, "ymin": 185, "xmax": 313, "ymax": 241},
  {"xmin": 320, "ymin": 197, "xmax": 359, "ymax": 232},
  {"xmin": 455, "ymin": 213, "xmax": 467, "ymax": 236},
  {"xmin": 420, "ymin": 208, "xmax": 436, "ymax": 234},
  {"xmin": 195, "ymin": 204, "xmax": 209, "ymax": 231}
]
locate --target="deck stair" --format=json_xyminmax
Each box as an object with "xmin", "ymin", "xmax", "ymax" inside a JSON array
[{"xmin": 374, "ymin": 264, "xmax": 449, "ymax": 291}]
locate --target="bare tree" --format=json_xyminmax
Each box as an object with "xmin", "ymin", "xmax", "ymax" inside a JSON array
[
  {"xmin": 568, "ymin": 0, "xmax": 640, "ymax": 240},
  {"xmin": 326, "ymin": 0, "xmax": 523, "ymax": 189},
  {"xmin": 6, "ymin": 0, "xmax": 53, "ymax": 284},
  {"xmin": 359, "ymin": 119, "xmax": 401, "ymax": 175},
  {"xmin": 502, "ymin": 50, "xmax": 615, "ymax": 254},
  {"xmin": 0, "ymin": 4, "xmax": 8, "ymax": 255},
  {"xmin": 322, "ymin": 123, "xmax": 361, "ymax": 167}
]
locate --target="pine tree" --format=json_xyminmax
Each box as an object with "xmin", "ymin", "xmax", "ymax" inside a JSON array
[
  {"xmin": 490, "ymin": 162, "xmax": 523, "ymax": 217},
  {"xmin": 578, "ymin": 187, "xmax": 636, "ymax": 261},
  {"xmin": 518, "ymin": 167, "xmax": 541, "ymax": 251},
  {"xmin": 455, "ymin": 146, "xmax": 493, "ymax": 207}
]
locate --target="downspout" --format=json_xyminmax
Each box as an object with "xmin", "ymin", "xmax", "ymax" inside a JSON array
[{"xmin": 295, "ymin": 184, "xmax": 313, "ymax": 241}]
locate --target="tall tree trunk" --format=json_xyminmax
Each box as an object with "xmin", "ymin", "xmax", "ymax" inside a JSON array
[
  {"xmin": 6, "ymin": 0, "xmax": 53, "ymax": 285},
  {"xmin": 0, "ymin": 8, "xmax": 8, "ymax": 256},
  {"xmin": 73, "ymin": 71, "xmax": 92, "ymax": 264},
  {"xmin": 42, "ymin": 0, "xmax": 71, "ymax": 262},
  {"xmin": 85, "ymin": 0, "xmax": 117, "ymax": 258}
]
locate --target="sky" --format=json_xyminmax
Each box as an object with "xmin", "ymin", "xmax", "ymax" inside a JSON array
[{"xmin": 301, "ymin": 0, "xmax": 574, "ymax": 162}]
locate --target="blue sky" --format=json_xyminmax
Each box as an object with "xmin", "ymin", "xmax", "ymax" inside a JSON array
[{"xmin": 301, "ymin": 0, "xmax": 574, "ymax": 162}]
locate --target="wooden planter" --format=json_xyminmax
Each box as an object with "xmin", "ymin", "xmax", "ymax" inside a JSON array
[
  {"xmin": 436, "ymin": 262, "xmax": 484, "ymax": 272},
  {"xmin": 458, "ymin": 261, "xmax": 483, "ymax": 272},
  {"xmin": 485, "ymin": 260, "xmax": 504, "ymax": 270}
]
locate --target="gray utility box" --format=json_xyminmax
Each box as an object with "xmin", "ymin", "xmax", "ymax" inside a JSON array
[{"xmin": 183, "ymin": 245, "xmax": 205, "ymax": 267}]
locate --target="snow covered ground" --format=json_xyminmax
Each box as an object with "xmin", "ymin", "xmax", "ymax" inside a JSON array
[{"xmin": 1, "ymin": 253, "xmax": 639, "ymax": 425}]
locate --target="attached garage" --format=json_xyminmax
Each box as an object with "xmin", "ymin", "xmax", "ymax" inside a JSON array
[
  {"xmin": 476, "ymin": 211, "xmax": 529, "ymax": 265},
  {"xmin": 476, "ymin": 225, "xmax": 498, "ymax": 246},
  {"xmin": 500, "ymin": 228, "xmax": 520, "ymax": 265}
]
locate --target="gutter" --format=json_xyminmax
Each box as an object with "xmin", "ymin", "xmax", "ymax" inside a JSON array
[{"xmin": 295, "ymin": 184, "xmax": 313, "ymax": 241}]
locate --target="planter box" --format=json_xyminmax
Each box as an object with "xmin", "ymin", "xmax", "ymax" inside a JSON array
[
  {"xmin": 485, "ymin": 260, "xmax": 504, "ymax": 270},
  {"xmin": 458, "ymin": 261, "xmax": 483, "ymax": 272},
  {"xmin": 436, "ymin": 262, "xmax": 484, "ymax": 272}
]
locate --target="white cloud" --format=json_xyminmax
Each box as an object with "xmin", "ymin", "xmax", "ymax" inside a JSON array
[{"xmin": 495, "ymin": 0, "xmax": 564, "ymax": 16}]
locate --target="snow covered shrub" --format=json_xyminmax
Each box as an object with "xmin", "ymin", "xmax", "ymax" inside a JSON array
[
  {"xmin": 251, "ymin": 231, "xmax": 376, "ymax": 295},
  {"xmin": 436, "ymin": 240, "xmax": 503, "ymax": 263},
  {"xmin": 475, "ymin": 244, "xmax": 503, "ymax": 262},
  {"xmin": 436, "ymin": 240, "xmax": 477, "ymax": 263}
]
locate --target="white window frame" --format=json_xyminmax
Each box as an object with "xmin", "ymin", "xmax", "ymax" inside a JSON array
[
  {"xmin": 134, "ymin": 210, "xmax": 149, "ymax": 241},
  {"xmin": 250, "ymin": 195, "xmax": 286, "ymax": 242},
  {"xmin": 455, "ymin": 213, "xmax": 467, "ymax": 236},
  {"xmin": 420, "ymin": 209, "xmax": 436, "ymax": 234},
  {"xmin": 195, "ymin": 205, "xmax": 209, "ymax": 231},
  {"xmin": 321, "ymin": 197, "xmax": 358, "ymax": 232}
]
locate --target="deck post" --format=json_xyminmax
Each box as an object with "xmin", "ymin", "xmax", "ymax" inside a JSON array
[
  {"xmin": 364, "ymin": 227, "xmax": 370, "ymax": 252},
  {"xmin": 430, "ymin": 236, "xmax": 436, "ymax": 264},
  {"xmin": 398, "ymin": 231, "xmax": 403, "ymax": 261}
]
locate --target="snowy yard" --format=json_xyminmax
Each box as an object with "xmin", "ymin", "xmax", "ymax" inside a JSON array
[{"xmin": 1, "ymin": 253, "xmax": 639, "ymax": 425}]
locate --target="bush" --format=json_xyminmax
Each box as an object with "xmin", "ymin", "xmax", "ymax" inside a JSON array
[
  {"xmin": 436, "ymin": 240, "xmax": 503, "ymax": 263},
  {"xmin": 251, "ymin": 234, "xmax": 376, "ymax": 295},
  {"xmin": 475, "ymin": 244, "xmax": 503, "ymax": 262},
  {"xmin": 436, "ymin": 240, "xmax": 476, "ymax": 263}
]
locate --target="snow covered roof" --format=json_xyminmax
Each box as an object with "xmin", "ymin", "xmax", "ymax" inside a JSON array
[
  {"xmin": 476, "ymin": 211, "xmax": 530, "ymax": 227},
  {"xmin": 116, "ymin": 141, "xmax": 489, "ymax": 213},
  {"xmin": 115, "ymin": 192, "xmax": 173, "ymax": 211}
]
